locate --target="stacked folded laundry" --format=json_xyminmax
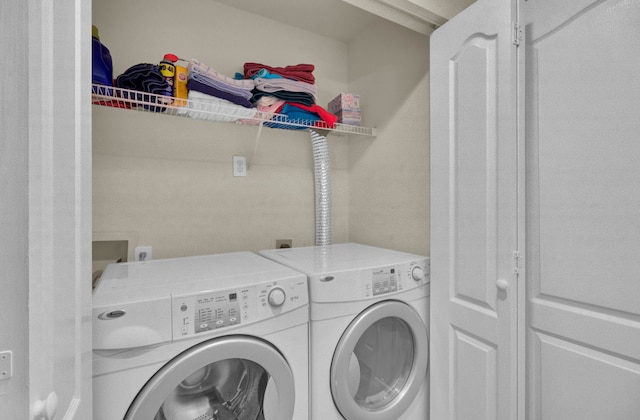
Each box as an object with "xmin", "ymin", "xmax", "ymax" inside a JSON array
[
  {"xmin": 181, "ymin": 60, "xmax": 257, "ymax": 122},
  {"xmin": 112, "ymin": 58, "xmax": 340, "ymax": 129},
  {"xmin": 242, "ymin": 62, "xmax": 337, "ymax": 130}
]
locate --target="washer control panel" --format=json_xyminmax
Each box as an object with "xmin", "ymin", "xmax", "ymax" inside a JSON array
[
  {"xmin": 192, "ymin": 290, "xmax": 244, "ymax": 334},
  {"xmin": 172, "ymin": 277, "xmax": 307, "ymax": 340}
]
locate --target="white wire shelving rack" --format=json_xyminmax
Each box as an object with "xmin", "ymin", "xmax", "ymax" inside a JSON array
[{"xmin": 91, "ymin": 84, "xmax": 376, "ymax": 137}]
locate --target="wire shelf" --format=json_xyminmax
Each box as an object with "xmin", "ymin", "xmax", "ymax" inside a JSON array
[{"xmin": 91, "ymin": 84, "xmax": 376, "ymax": 137}]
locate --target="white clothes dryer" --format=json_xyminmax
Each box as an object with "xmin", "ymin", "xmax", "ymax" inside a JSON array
[
  {"xmin": 260, "ymin": 243, "xmax": 430, "ymax": 420},
  {"xmin": 92, "ymin": 252, "xmax": 309, "ymax": 420}
]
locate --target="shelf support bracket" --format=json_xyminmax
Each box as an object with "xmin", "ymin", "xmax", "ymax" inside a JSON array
[{"xmin": 248, "ymin": 122, "xmax": 264, "ymax": 165}]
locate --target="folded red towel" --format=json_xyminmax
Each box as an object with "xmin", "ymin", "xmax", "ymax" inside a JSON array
[{"xmin": 244, "ymin": 62, "xmax": 315, "ymax": 84}]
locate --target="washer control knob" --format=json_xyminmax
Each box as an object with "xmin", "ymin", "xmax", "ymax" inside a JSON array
[
  {"xmin": 411, "ymin": 266, "xmax": 425, "ymax": 281},
  {"xmin": 267, "ymin": 287, "xmax": 286, "ymax": 307}
]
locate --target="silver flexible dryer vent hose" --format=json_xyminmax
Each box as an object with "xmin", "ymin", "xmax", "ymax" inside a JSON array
[{"xmin": 310, "ymin": 130, "xmax": 332, "ymax": 246}]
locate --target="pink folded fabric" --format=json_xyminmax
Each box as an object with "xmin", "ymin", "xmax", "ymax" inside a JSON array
[
  {"xmin": 257, "ymin": 98, "xmax": 286, "ymax": 114},
  {"xmin": 237, "ymin": 97, "xmax": 286, "ymax": 125}
]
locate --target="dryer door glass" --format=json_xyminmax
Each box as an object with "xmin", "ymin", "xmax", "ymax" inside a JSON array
[
  {"xmin": 331, "ymin": 300, "xmax": 429, "ymax": 420},
  {"xmin": 125, "ymin": 336, "xmax": 295, "ymax": 420},
  {"xmin": 350, "ymin": 317, "xmax": 413, "ymax": 409}
]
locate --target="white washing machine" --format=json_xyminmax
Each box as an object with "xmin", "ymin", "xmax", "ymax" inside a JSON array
[
  {"xmin": 260, "ymin": 243, "xmax": 430, "ymax": 420},
  {"xmin": 92, "ymin": 252, "xmax": 309, "ymax": 420}
]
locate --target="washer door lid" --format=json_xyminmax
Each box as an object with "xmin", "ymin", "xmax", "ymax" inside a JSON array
[
  {"xmin": 125, "ymin": 336, "xmax": 295, "ymax": 420},
  {"xmin": 330, "ymin": 300, "xmax": 429, "ymax": 420}
]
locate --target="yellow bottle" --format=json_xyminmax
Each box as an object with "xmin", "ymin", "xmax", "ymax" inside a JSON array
[{"xmin": 174, "ymin": 64, "xmax": 188, "ymax": 107}]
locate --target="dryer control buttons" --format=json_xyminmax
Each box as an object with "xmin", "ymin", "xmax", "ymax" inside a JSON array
[
  {"xmin": 267, "ymin": 287, "xmax": 286, "ymax": 307},
  {"xmin": 370, "ymin": 267, "xmax": 398, "ymax": 296},
  {"xmin": 411, "ymin": 266, "xmax": 425, "ymax": 281}
]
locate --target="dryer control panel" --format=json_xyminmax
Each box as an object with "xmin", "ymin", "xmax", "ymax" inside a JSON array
[
  {"xmin": 171, "ymin": 277, "xmax": 308, "ymax": 340},
  {"xmin": 361, "ymin": 260, "xmax": 430, "ymax": 298},
  {"xmin": 307, "ymin": 259, "xmax": 430, "ymax": 303}
]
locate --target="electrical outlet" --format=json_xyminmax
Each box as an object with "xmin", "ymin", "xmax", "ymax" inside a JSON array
[
  {"xmin": 276, "ymin": 239, "xmax": 292, "ymax": 249},
  {"xmin": 135, "ymin": 246, "xmax": 152, "ymax": 262},
  {"xmin": 233, "ymin": 156, "xmax": 247, "ymax": 177}
]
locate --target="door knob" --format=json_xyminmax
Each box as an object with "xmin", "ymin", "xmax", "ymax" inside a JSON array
[
  {"xmin": 496, "ymin": 279, "xmax": 509, "ymax": 292},
  {"xmin": 33, "ymin": 391, "xmax": 58, "ymax": 420}
]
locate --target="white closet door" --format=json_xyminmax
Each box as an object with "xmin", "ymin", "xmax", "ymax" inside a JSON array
[
  {"xmin": 28, "ymin": 0, "xmax": 92, "ymax": 418},
  {"xmin": 430, "ymin": 0, "xmax": 519, "ymax": 419},
  {"xmin": 523, "ymin": 0, "xmax": 640, "ymax": 418}
]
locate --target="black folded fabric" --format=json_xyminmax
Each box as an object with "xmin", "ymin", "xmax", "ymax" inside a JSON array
[
  {"xmin": 116, "ymin": 64, "xmax": 170, "ymax": 112},
  {"xmin": 116, "ymin": 63, "xmax": 168, "ymax": 93},
  {"xmin": 251, "ymin": 89, "xmax": 315, "ymax": 107}
]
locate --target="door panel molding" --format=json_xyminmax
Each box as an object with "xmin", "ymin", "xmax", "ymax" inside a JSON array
[
  {"xmin": 430, "ymin": 0, "xmax": 518, "ymax": 419},
  {"xmin": 451, "ymin": 327, "xmax": 498, "ymax": 420},
  {"xmin": 450, "ymin": 34, "xmax": 500, "ymax": 316},
  {"xmin": 524, "ymin": 0, "xmax": 640, "ymax": 417}
]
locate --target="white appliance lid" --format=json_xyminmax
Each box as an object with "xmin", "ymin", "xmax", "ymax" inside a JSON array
[
  {"xmin": 260, "ymin": 243, "xmax": 427, "ymax": 275},
  {"xmin": 93, "ymin": 251, "xmax": 305, "ymax": 304}
]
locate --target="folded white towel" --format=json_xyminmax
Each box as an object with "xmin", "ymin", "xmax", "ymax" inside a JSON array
[
  {"xmin": 179, "ymin": 90, "xmax": 256, "ymax": 122},
  {"xmin": 188, "ymin": 60, "xmax": 255, "ymax": 89}
]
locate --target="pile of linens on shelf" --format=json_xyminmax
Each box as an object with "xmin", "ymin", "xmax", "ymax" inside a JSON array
[
  {"xmin": 180, "ymin": 59, "xmax": 337, "ymax": 129},
  {"xmin": 178, "ymin": 60, "xmax": 257, "ymax": 122}
]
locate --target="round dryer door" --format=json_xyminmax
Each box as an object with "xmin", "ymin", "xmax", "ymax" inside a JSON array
[
  {"xmin": 125, "ymin": 336, "xmax": 295, "ymax": 420},
  {"xmin": 330, "ymin": 300, "xmax": 429, "ymax": 420}
]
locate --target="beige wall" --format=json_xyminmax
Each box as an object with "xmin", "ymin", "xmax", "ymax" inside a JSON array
[
  {"xmin": 348, "ymin": 20, "xmax": 430, "ymax": 256},
  {"xmin": 92, "ymin": 0, "xmax": 430, "ymax": 260}
]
